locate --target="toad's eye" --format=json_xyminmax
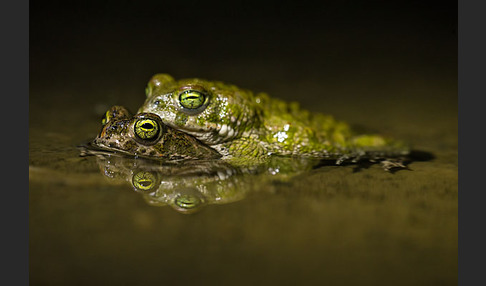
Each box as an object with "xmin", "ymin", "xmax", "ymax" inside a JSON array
[
  {"xmin": 101, "ymin": 110, "xmax": 110, "ymax": 125},
  {"xmin": 179, "ymin": 90, "xmax": 206, "ymax": 110},
  {"xmin": 145, "ymin": 85, "xmax": 152, "ymax": 97},
  {"xmin": 134, "ymin": 118, "xmax": 160, "ymax": 141}
]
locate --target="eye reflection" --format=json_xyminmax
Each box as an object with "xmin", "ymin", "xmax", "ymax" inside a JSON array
[
  {"xmin": 174, "ymin": 194, "xmax": 202, "ymax": 209},
  {"xmin": 171, "ymin": 187, "xmax": 206, "ymax": 213},
  {"xmin": 132, "ymin": 171, "xmax": 159, "ymax": 192}
]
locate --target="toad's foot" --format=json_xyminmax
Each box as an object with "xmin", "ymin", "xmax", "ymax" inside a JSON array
[{"xmin": 379, "ymin": 158, "xmax": 409, "ymax": 172}]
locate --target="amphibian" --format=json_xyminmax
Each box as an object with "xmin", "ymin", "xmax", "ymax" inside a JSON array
[
  {"xmin": 138, "ymin": 74, "xmax": 409, "ymax": 165},
  {"xmin": 92, "ymin": 105, "xmax": 221, "ymax": 160}
]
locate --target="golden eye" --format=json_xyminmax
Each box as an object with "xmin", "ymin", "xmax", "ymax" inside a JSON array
[
  {"xmin": 101, "ymin": 110, "xmax": 110, "ymax": 125},
  {"xmin": 132, "ymin": 171, "xmax": 158, "ymax": 192},
  {"xmin": 134, "ymin": 118, "xmax": 160, "ymax": 140},
  {"xmin": 179, "ymin": 90, "xmax": 206, "ymax": 110}
]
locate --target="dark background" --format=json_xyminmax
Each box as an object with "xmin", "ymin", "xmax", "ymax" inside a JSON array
[{"xmin": 30, "ymin": 0, "xmax": 457, "ymax": 114}]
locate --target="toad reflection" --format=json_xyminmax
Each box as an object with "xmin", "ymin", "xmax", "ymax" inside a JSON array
[
  {"xmin": 84, "ymin": 145, "xmax": 319, "ymax": 214},
  {"xmin": 85, "ymin": 149, "xmax": 322, "ymax": 213}
]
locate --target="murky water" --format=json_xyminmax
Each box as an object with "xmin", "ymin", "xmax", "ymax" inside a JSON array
[{"xmin": 29, "ymin": 3, "xmax": 457, "ymax": 286}]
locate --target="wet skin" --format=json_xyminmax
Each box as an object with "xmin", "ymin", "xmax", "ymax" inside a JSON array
[
  {"xmin": 93, "ymin": 106, "xmax": 221, "ymax": 161},
  {"xmin": 138, "ymin": 74, "xmax": 409, "ymax": 165}
]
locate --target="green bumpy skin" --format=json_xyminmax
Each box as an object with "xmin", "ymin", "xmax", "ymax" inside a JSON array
[{"xmin": 138, "ymin": 74, "xmax": 409, "ymax": 164}]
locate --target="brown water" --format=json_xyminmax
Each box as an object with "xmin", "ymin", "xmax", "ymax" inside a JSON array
[{"xmin": 29, "ymin": 3, "xmax": 457, "ymax": 285}]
